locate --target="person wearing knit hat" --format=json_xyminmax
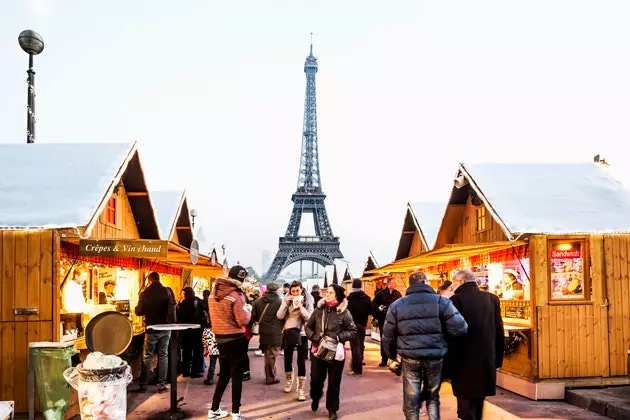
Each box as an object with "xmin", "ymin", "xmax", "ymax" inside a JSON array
[
  {"xmin": 306, "ymin": 284, "xmax": 357, "ymax": 420},
  {"xmin": 346, "ymin": 279, "xmax": 372, "ymax": 375},
  {"xmin": 207, "ymin": 265, "xmax": 252, "ymax": 420}
]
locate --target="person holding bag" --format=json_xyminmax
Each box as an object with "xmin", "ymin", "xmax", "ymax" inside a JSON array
[
  {"xmin": 250, "ymin": 283, "xmax": 283, "ymax": 385},
  {"xmin": 276, "ymin": 280, "xmax": 314, "ymax": 401},
  {"xmin": 306, "ymin": 284, "xmax": 357, "ymax": 420}
]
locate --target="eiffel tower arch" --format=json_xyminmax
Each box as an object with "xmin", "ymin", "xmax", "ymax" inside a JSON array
[{"xmin": 263, "ymin": 42, "xmax": 343, "ymax": 282}]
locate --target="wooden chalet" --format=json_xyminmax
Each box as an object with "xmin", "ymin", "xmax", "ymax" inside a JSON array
[
  {"xmin": 0, "ymin": 142, "xmax": 216, "ymax": 415},
  {"xmin": 372, "ymin": 162, "xmax": 630, "ymax": 399}
]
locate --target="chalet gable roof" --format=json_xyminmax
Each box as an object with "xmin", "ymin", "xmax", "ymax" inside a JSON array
[
  {"xmin": 443, "ymin": 162, "xmax": 630, "ymax": 238},
  {"xmin": 0, "ymin": 142, "xmax": 160, "ymax": 238},
  {"xmin": 152, "ymin": 190, "xmax": 194, "ymax": 248}
]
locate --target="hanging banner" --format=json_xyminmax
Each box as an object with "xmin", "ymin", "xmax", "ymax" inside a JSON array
[{"xmin": 79, "ymin": 239, "xmax": 168, "ymax": 258}]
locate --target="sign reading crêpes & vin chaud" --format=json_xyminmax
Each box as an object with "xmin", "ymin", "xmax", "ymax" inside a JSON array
[{"xmin": 79, "ymin": 240, "xmax": 168, "ymax": 258}]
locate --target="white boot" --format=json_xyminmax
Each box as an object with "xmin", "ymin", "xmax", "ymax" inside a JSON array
[
  {"xmin": 284, "ymin": 371, "xmax": 294, "ymax": 393},
  {"xmin": 297, "ymin": 376, "xmax": 306, "ymax": 401}
]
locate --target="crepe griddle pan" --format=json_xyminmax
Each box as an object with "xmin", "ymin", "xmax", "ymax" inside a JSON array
[{"xmin": 85, "ymin": 311, "xmax": 133, "ymax": 355}]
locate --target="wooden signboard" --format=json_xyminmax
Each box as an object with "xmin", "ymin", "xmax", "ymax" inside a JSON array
[
  {"xmin": 505, "ymin": 305, "xmax": 528, "ymax": 320},
  {"xmin": 79, "ymin": 239, "xmax": 168, "ymax": 258}
]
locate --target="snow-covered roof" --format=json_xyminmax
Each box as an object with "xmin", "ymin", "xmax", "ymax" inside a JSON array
[
  {"xmin": 151, "ymin": 190, "xmax": 185, "ymax": 240},
  {"xmin": 0, "ymin": 142, "xmax": 135, "ymax": 229},
  {"xmin": 408, "ymin": 202, "xmax": 446, "ymax": 249},
  {"xmin": 461, "ymin": 162, "xmax": 630, "ymax": 235}
]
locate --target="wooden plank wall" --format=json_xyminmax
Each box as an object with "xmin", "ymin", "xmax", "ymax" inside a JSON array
[
  {"xmin": 409, "ymin": 231, "xmax": 424, "ymax": 257},
  {"xmin": 0, "ymin": 230, "xmax": 55, "ymax": 412},
  {"xmin": 452, "ymin": 197, "xmax": 507, "ymax": 244},
  {"xmin": 535, "ymin": 234, "xmax": 630, "ymax": 380},
  {"xmin": 604, "ymin": 235, "xmax": 630, "ymax": 377},
  {"xmin": 90, "ymin": 186, "xmax": 140, "ymax": 239}
]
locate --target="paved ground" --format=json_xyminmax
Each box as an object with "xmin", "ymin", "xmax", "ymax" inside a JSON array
[
  {"xmin": 126, "ymin": 339, "xmax": 608, "ymax": 420},
  {"xmin": 127, "ymin": 342, "xmax": 457, "ymax": 419}
]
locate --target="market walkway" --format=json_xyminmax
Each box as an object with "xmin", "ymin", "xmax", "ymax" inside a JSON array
[{"xmin": 126, "ymin": 339, "xmax": 607, "ymax": 419}]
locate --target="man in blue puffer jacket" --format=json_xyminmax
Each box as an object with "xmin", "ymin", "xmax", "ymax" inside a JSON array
[{"xmin": 383, "ymin": 272, "xmax": 468, "ymax": 420}]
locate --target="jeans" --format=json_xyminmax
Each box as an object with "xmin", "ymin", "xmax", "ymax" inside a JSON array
[
  {"xmin": 212, "ymin": 336, "xmax": 248, "ymax": 414},
  {"xmin": 139, "ymin": 331, "xmax": 171, "ymax": 387},
  {"xmin": 378, "ymin": 320, "xmax": 387, "ymax": 363},
  {"xmin": 350, "ymin": 325, "xmax": 366, "ymax": 374},
  {"xmin": 456, "ymin": 397, "xmax": 485, "ymax": 420},
  {"xmin": 181, "ymin": 329, "xmax": 204, "ymax": 376},
  {"xmin": 284, "ymin": 336, "xmax": 308, "ymax": 376},
  {"xmin": 206, "ymin": 355, "xmax": 218, "ymax": 381},
  {"xmin": 402, "ymin": 358, "xmax": 443, "ymax": 420},
  {"xmin": 310, "ymin": 355, "xmax": 345, "ymax": 413}
]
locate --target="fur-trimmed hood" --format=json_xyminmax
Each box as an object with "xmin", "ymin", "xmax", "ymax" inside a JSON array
[
  {"xmin": 213, "ymin": 277, "xmax": 244, "ymax": 300},
  {"xmin": 317, "ymin": 298, "xmax": 348, "ymax": 313}
]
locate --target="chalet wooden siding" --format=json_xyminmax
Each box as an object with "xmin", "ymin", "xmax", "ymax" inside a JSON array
[
  {"xmin": 90, "ymin": 185, "xmax": 140, "ymax": 240},
  {"xmin": 534, "ymin": 234, "xmax": 630, "ymax": 380},
  {"xmin": 409, "ymin": 230, "xmax": 424, "ymax": 257},
  {"xmin": 0, "ymin": 230, "xmax": 56, "ymax": 412},
  {"xmin": 452, "ymin": 197, "xmax": 507, "ymax": 244}
]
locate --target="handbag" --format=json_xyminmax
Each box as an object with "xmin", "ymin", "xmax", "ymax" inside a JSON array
[
  {"xmin": 251, "ymin": 303, "xmax": 270, "ymax": 335},
  {"xmin": 314, "ymin": 310, "xmax": 338, "ymax": 362}
]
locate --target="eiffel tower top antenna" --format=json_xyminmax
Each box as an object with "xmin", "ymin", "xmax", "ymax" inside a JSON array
[
  {"xmin": 299, "ymin": 33, "xmax": 321, "ymax": 193},
  {"xmin": 310, "ymin": 32, "xmax": 313, "ymax": 55}
]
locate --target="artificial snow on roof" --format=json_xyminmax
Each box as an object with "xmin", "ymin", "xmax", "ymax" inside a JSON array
[
  {"xmin": 151, "ymin": 190, "xmax": 184, "ymax": 240},
  {"xmin": 409, "ymin": 201, "xmax": 445, "ymax": 249},
  {"xmin": 0, "ymin": 142, "xmax": 134, "ymax": 229},
  {"xmin": 462, "ymin": 162, "xmax": 630, "ymax": 235}
]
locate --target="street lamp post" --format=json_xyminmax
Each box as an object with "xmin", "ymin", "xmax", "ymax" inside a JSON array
[{"xmin": 18, "ymin": 30, "xmax": 44, "ymax": 144}]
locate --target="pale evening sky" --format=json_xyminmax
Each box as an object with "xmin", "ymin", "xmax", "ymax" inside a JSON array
[{"xmin": 1, "ymin": 1, "xmax": 630, "ymax": 278}]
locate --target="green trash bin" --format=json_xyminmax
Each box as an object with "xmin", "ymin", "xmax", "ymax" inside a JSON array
[{"xmin": 30, "ymin": 342, "xmax": 78, "ymax": 420}]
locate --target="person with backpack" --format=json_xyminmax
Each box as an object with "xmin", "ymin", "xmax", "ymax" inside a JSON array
[{"xmin": 177, "ymin": 287, "xmax": 209, "ymax": 378}]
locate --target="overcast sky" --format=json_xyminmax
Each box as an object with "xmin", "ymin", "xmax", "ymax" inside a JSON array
[{"xmin": 1, "ymin": 1, "xmax": 630, "ymax": 277}]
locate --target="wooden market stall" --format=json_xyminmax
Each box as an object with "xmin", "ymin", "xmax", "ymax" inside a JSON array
[
  {"xmin": 372, "ymin": 162, "xmax": 630, "ymax": 399},
  {"xmin": 0, "ymin": 142, "xmax": 220, "ymax": 415}
]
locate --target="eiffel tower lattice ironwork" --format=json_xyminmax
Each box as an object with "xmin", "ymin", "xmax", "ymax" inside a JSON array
[{"xmin": 263, "ymin": 42, "xmax": 343, "ymax": 282}]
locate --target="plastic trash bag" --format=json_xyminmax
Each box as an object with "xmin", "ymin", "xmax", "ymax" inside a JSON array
[
  {"xmin": 31, "ymin": 345, "xmax": 78, "ymax": 420},
  {"xmin": 64, "ymin": 361, "xmax": 132, "ymax": 420}
]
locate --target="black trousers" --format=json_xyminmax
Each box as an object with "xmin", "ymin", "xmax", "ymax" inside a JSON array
[
  {"xmin": 456, "ymin": 397, "xmax": 485, "ymax": 420},
  {"xmin": 212, "ymin": 336, "xmax": 248, "ymax": 414},
  {"xmin": 378, "ymin": 319, "xmax": 387, "ymax": 363},
  {"xmin": 310, "ymin": 355, "xmax": 345, "ymax": 413},
  {"xmin": 350, "ymin": 325, "xmax": 366, "ymax": 374},
  {"xmin": 284, "ymin": 336, "xmax": 308, "ymax": 376},
  {"xmin": 181, "ymin": 329, "xmax": 204, "ymax": 376}
]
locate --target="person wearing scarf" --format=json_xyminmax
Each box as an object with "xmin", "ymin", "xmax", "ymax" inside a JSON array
[{"xmin": 306, "ymin": 284, "xmax": 357, "ymax": 420}]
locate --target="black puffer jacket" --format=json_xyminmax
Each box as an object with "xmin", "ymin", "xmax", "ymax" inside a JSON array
[
  {"xmin": 382, "ymin": 282, "xmax": 468, "ymax": 360},
  {"xmin": 347, "ymin": 290, "xmax": 372, "ymax": 327},
  {"xmin": 306, "ymin": 299, "xmax": 357, "ymax": 345},
  {"xmin": 251, "ymin": 292, "xmax": 283, "ymax": 347}
]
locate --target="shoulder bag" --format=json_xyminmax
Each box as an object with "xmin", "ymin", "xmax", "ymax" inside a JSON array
[
  {"xmin": 314, "ymin": 310, "xmax": 338, "ymax": 362},
  {"xmin": 251, "ymin": 303, "xmax": 270, "ymax": 335}
]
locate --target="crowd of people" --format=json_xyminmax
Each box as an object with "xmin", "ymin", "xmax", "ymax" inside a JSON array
[{"xmin": 130, "ymin": 265, "xmax": 504, "ymax": 420}]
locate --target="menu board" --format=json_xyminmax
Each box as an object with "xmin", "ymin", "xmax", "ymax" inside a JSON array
[
  {"xmin": 549, "ymin": 240, "xmax": 586, "ymax": 300},
  {"xmin": 505, "ymin": 306, "xmax": 527, "ymax": 320}
]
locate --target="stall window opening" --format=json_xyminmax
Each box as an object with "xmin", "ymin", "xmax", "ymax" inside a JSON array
[
  {"xmin": 106, "ymin": 196, "xmax": 117, "ymax": 225},
  {"xmin": 549, "ymin": 239, "xmax": 589, "ymax": 301},
  {"xmin": 476, "ymin": 206, "xmax": 487, "ymax": 231}
]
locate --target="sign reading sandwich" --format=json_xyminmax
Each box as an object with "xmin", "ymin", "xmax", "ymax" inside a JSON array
[{"xmin": 79, "ymin": 239, "xmax": 168, "ymax": 258}]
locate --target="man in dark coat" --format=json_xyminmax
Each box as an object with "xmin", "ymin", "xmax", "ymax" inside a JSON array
[
  {"xmin": 310, "ymin": 285, "xmax": 322, "ymax": 306},
  {"xmin": 346, "ymin": 279, "xmax": 372, "ymax": 375},
  {"xmin": 177, "ymin": 287, "xmax": 206, "ymax": 378},
  {"xmin": 383, "ymin": 272, "xmax": 467, "ymax": 420},
  {"xmin": 448, "ymin": 269, "xmax": 504, "ymax": 420},
  {"xmin": 372, "ymin": 277, "xmax": 403, "ymax": 366},
  {"xmin": 250, "ymin": 283, "xmax": 283, "ymax": 384}
]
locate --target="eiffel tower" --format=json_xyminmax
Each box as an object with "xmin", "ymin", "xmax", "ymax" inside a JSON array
[{"xmin": 263, "ymin": 42, "xmax": 343, "ymax": 282}]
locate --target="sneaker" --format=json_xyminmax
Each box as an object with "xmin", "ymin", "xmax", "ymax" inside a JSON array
[
  {"xmin": 207, "ymin": 408, "xmax": 229, "ymax": 419},
  {"xmin": 378, "ymin": 361, "xmax": 388, "ymax": 367},
  {"xmin": 231, "ymin": 413, "xmax": 243, "ymax": 420},
  {"xmin": 204, "ymin": 378, "xmax": 214, "ymax": 386},
  {"xmin": 242, "ymin": 372, "xmax": 251, "ymax": 381},
  {"xmin": 348, "ymin": 371, "xmax": 362, "ymax": 376},
  {"xmin": 254, "ymin": 350, "xmax": 264, "ymax": 357},
  {"xmin": 157, "ymin": 384, "xmax": 168, "ymax": 394}
]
